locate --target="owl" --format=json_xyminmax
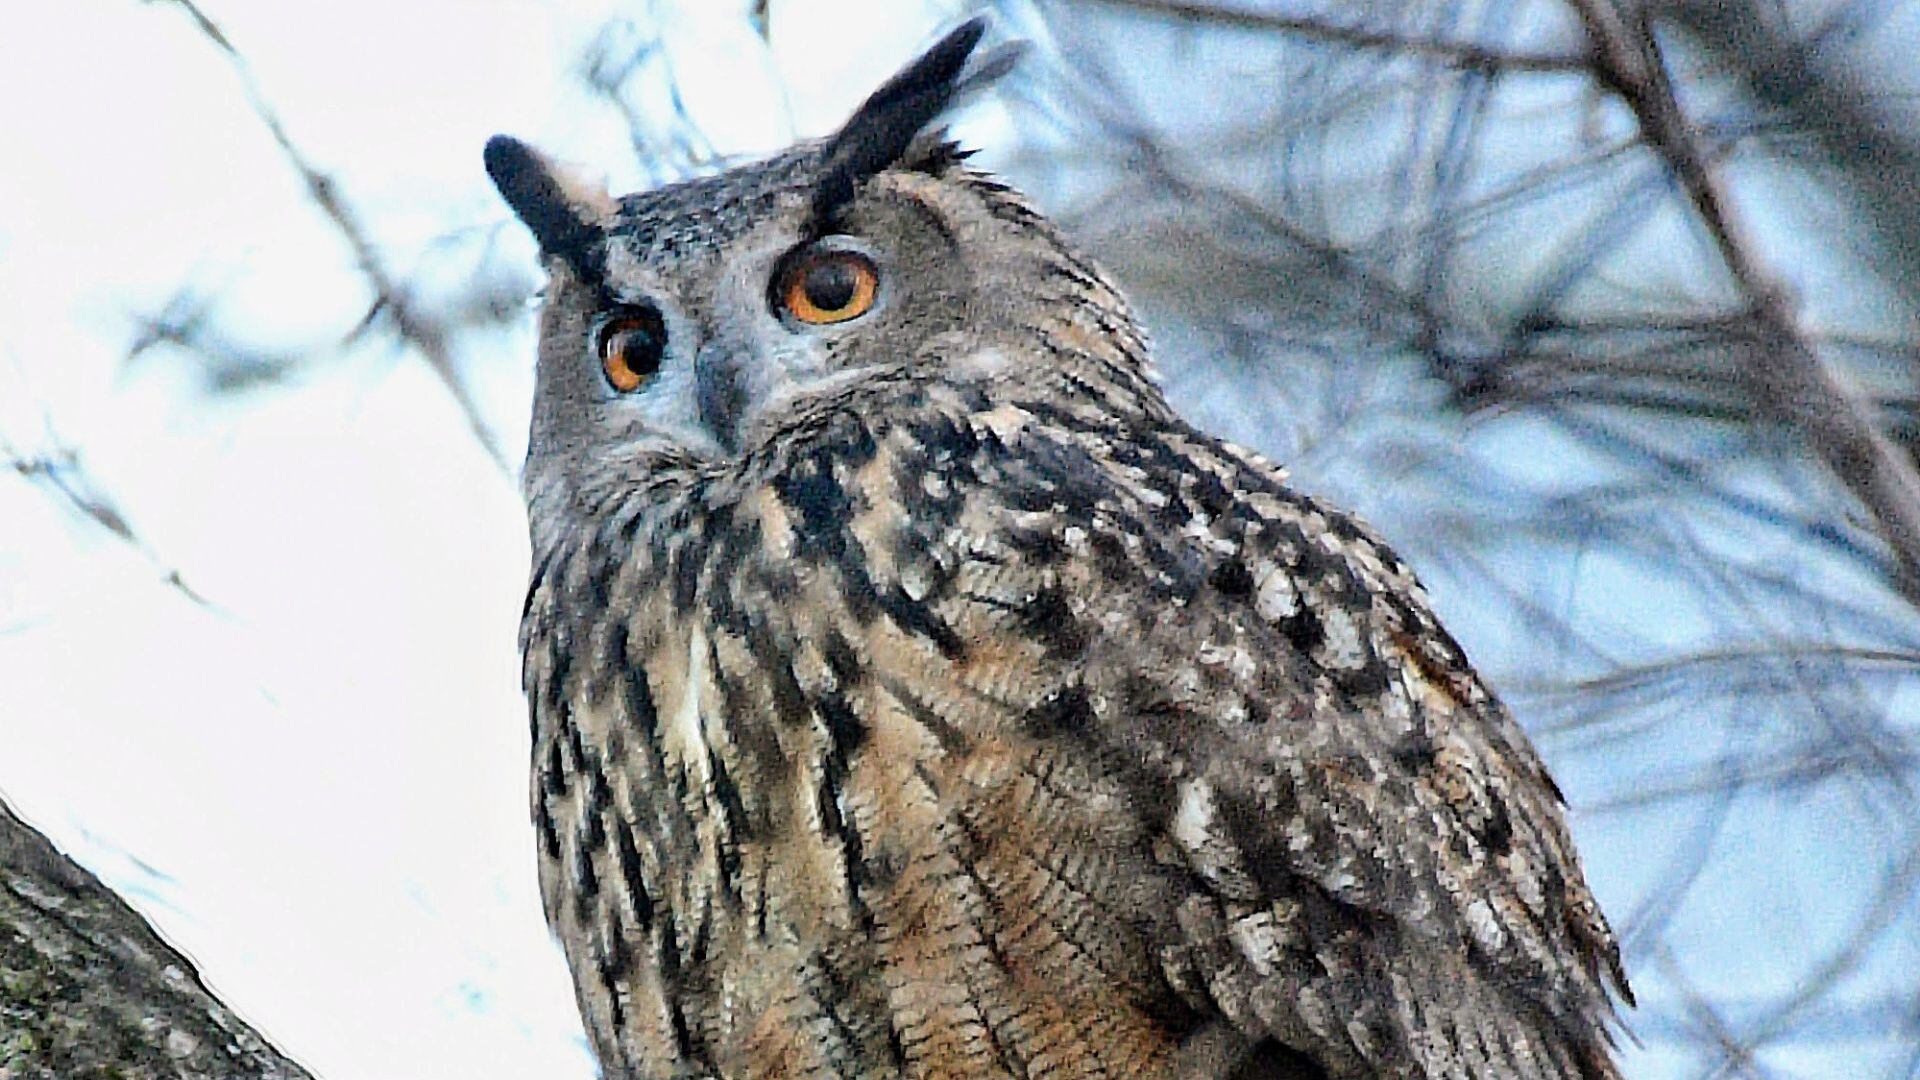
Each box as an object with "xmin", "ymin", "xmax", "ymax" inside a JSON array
[{"xmin": 490, "ymin": 19, "xmax": 1630, "ymax": 1080}]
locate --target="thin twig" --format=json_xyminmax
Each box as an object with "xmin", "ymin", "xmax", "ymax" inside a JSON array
[
  {"xmin": 1567, "ymin": 0, "xmax": 1920, "ymax": 608},
  {"xmin": 5, "ymin": 439, "xmax": 211, "ymax": 606},
  {"xmin": 152, "ymin": 0, "xmax": 509, "ymax": 473},
  {"xmin": 1073, "ymin": 0, "xmax": 1591, "ymax": 73},
  {"xmin": 1668, "ymin": 0, "xmax": 1920, "ymax": 323}
]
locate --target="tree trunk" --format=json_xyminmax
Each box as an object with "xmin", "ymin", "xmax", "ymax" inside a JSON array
[{"xmin": 0, "ymin": 794, "xmax": 315, "ymax": 1080}]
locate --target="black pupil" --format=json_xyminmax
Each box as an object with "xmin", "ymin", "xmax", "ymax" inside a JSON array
[
  {"xmin": 606, "ymin": 312, "xmax": 664, "ymax": 374},
  {"xmin": 803, "ymin": 258, "xmax": 858, "ymax": 311}
]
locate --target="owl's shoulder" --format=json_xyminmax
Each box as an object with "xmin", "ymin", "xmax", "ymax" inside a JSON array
[{"xmin": 839, "ymin": 378, "xmax": 1625, "ymax": 1011}]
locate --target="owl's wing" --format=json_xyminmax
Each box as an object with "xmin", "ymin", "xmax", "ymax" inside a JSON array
[{"xmin": 865, "ymin": 391, "xmax": 1631, "ymax": 1079}]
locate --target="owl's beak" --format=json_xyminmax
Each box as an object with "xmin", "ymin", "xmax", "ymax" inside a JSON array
[{"xmin": 694, "ymin": 338, "xmax": 750, "ymax": 454}]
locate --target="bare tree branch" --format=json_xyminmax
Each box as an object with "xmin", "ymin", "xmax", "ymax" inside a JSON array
[
  {"xmin": 1, "ymin": 793, "xmax": 314, "ymax": 1079},
  {"xmin": 1009, "ymin": 3, "xmax": 1920, "ymax": 1070},
  {"xmin": 1666, "ymin": 0, "xmax": 1920, "ymax": 316},
  {"xmin": 5, "ymin": 436, "xmax": 211, "ymax": 606},
  {"xmin": 149, "ymin": 0, "xmax": 510, "ymax": 473},
  {"xmin": 1569, "ymin": 0, "xmax": 1920, "ymax": 606},
  {"xmin": 1074, "ymin": 0, "xmax": 1592, "ymax": 73}
]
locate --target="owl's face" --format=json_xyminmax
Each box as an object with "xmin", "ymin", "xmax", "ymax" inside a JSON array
[
  {"xmin": 510, "ymin": 142, "xmax": 989, "ymax": 463},
  {"xmin": 489, "ymin": 21, "xmax": 1031, "ymax": 483}
]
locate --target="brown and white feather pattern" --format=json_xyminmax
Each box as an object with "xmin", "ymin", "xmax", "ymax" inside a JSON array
[{"xmin": 521, "ymin": 177, "xmax": 1627, "ymax": 1078}]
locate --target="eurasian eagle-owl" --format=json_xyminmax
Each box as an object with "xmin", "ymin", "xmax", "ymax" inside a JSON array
[{"xmin": 489, "ymin": 19, "xmax": 1629, "ymax": 1079}]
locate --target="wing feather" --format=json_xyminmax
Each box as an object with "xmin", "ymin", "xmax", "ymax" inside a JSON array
[{"xmin": 907, "ymin": 396, "xmax": 1630, "ymax": 1079}]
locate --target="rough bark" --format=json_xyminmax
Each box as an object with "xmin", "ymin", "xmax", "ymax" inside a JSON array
[{"xmin": 0, "ymin": 794, "xmax": 314, "ymax": 1080}]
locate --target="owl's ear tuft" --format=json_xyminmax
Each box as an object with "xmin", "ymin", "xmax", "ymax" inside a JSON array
[
  {"xmin": 811, "ymin": 17, "xmax": 1021, "ymax": 224},
  {"xmin": 485, "ymin": 135, "xmax": 615, "ymax": 280},
  {"xmin": 897, "ymin": 130, "xmax": 978, "ymax": 176}
]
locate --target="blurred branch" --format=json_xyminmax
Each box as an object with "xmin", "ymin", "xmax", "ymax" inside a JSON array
[
  {"xmin": 1076, "ymin": 0, "xmax": 1591, "ymax": 72},
  {"xmin": 0, "ymin": 792, "xmax": 314, "ymax": 1079},
  {"xmin": 1649, "ymin": 945, "xmax": 1765, "ymax": 1076},
  {"xmin": 1666, "ymin": 0, "xmax": 1920, "ymax": 319},
  {"xmin": 127, "ymin": 285, "xmax": 306, "ymax": 394},
  {"xmin": 1521, "ymin": 642, "xmax": 1920, "ymax": 703},
  {"xmin": 580, "ymin": 10, "xmax": 721, "ymax": 183},
  {"xmin": 1570, "ymin": 0, "xmax": 1920, "ymax": 607},
  {"xmin": 1014, "ymin": 5, "xmax": 1920, "ymax": 1069},
  {"xmin": 150, "ymin": 0, "xmax": 509, "ymax": 473},
  {"xmin": 1733, "ymin": 832, "xmax": 1920, "ymax": 1061},
  {"xmin": 5, "ymin": 437, "xmax": 210, "ymax": 606}
]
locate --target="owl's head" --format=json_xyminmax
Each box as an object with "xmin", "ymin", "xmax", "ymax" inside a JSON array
[{"xmin": 487, "ymin": 19, "xmax": 1126, "ymax": 497}]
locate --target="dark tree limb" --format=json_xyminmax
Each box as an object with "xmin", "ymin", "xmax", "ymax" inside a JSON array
[{"xmin": 0, "ymin": 794, "xmax": 315, "ymax": 1080}]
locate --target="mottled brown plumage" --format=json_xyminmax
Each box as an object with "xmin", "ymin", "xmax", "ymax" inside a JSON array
[{"xmin": 492, "ymin": 20, "xmax": 1629, "ymax": 1079}]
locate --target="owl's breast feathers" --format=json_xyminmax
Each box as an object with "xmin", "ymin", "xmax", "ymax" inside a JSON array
[{"xmin": 520, "ymin": 350, "xmax": 1630, "ymax": 1079}]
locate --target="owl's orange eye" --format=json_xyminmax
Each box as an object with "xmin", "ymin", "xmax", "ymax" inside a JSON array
[
  {"xmin": 778, "ymin": 248, "xmax": 879, "ymax": 325},
  {"xmin": 595, "ymin": 308, "xmax": 666, "ymax": 393}
]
